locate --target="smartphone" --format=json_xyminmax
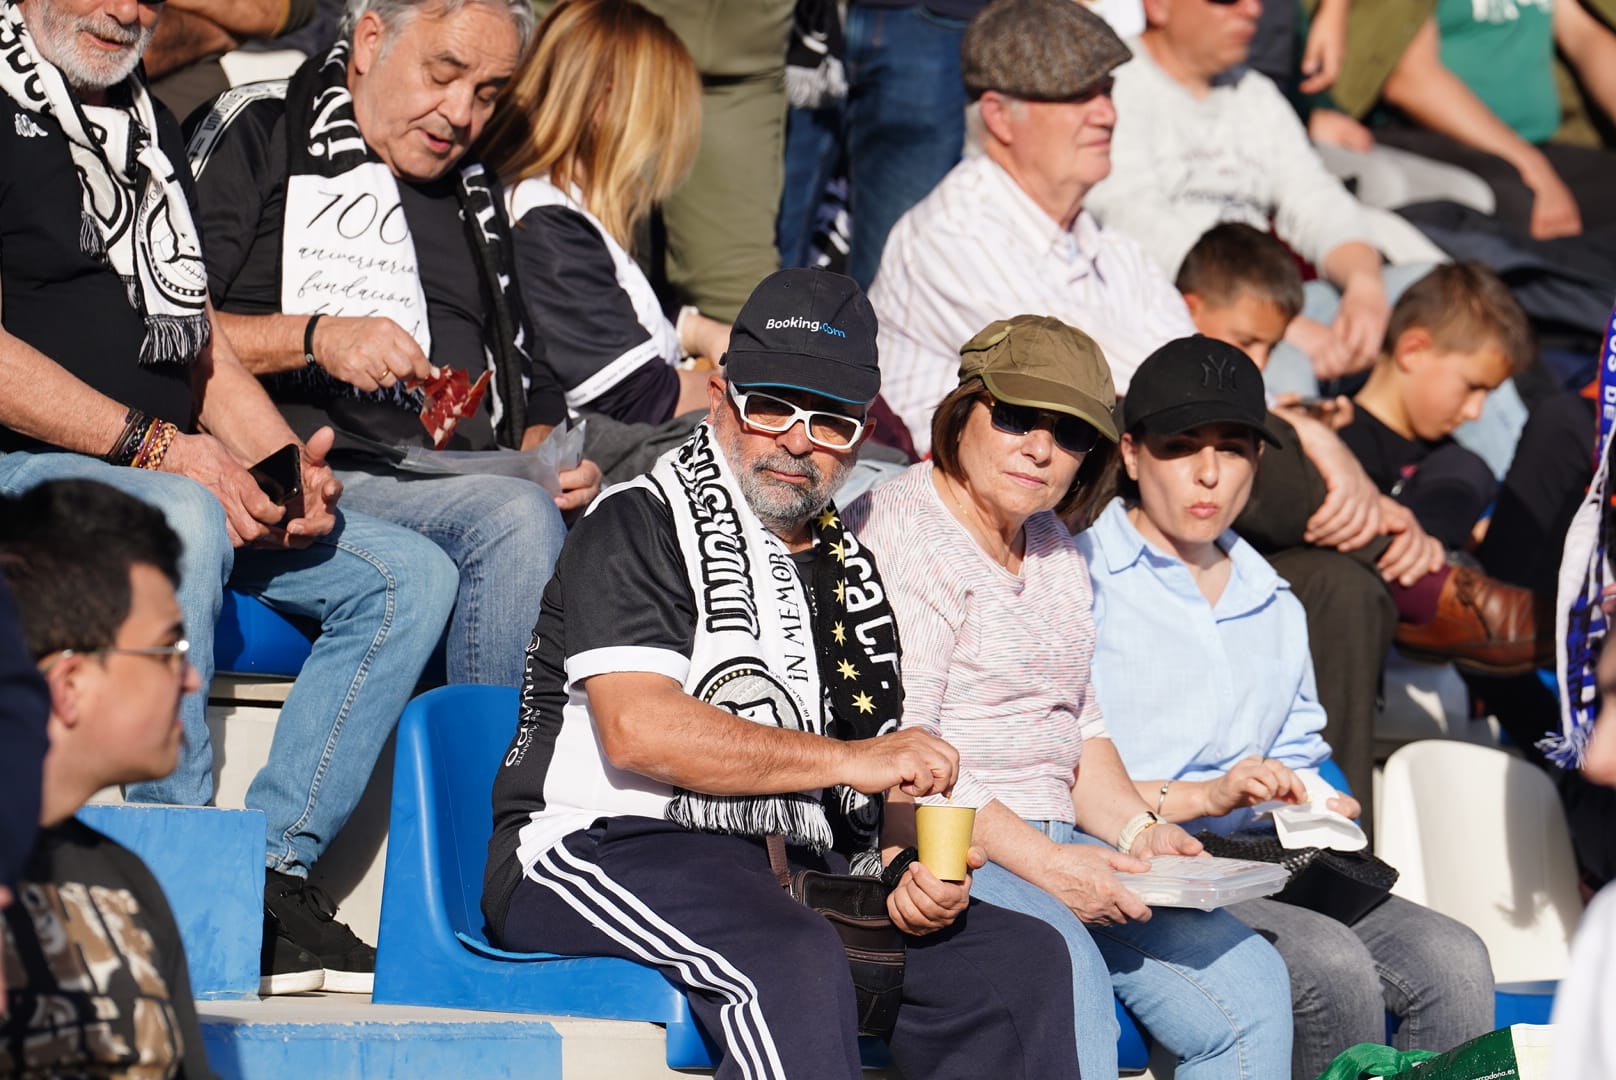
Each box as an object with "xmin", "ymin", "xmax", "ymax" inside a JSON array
[
  {"xmin": 1294, "ymin": 396, "xmax": 1334, "ymax": 418},
  {"xmin": 248, "ymin": 444, "xmax": 303, "ymax": 517}
]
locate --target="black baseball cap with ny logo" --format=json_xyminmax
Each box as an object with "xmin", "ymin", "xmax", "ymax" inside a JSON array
[{"xmin": 1121, "ymin": 335, "xmax": 1283, "ymax": 446}]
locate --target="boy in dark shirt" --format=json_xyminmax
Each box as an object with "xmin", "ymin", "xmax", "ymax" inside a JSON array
[
  {"xmin": 1340, "ymin": 264, "xmax": 1533, "ymax": 551},
  {"xmin": 1178, "ymin": 228, "xmax": 1547, "ymax": 684},
  {"xmin": 0, "ymin": 480, "xmax": 214, "ymax": 1079}
]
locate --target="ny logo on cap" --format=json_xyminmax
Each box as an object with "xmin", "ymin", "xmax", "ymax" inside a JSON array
[{"xmin": 1201, "ymin": 356, "xmax": 1238, "ymax": 391}]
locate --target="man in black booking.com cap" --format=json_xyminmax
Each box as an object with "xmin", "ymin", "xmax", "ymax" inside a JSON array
[{"xmin": 483, "ymin": 267, "xmax": 1080, "ymax": 1079}]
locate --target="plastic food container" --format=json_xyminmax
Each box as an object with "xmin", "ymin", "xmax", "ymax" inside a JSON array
[{"xmin": 1121, "ymin": 855, "xmax": 1292, "ymax": 911}]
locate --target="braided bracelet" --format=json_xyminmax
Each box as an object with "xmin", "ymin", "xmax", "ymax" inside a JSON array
[
  {"xmin": 105, "ymin": 406, "xmax": 150, "ymax": 466},
  {"xmin": 132, "ymin": 420, "xmax": 179, "ymax": 471},
  {"xmin": 129, "ymin": 419, "xmax": 161, "ymax": 469}
]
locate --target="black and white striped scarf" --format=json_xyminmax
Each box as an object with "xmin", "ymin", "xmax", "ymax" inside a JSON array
[
  {"xmin": 0, "ymin": 0, "xmax": 209, "ymax": 367},
  {"xmin": 648, "ymin": 423, "xmax": 902, "ymax": 866},
  {"xmin": 186, "ymin": 40, "xmax": 533, "ymax": 447}
]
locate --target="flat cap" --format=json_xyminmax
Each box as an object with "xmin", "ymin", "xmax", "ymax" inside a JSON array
[{"xmin": 961, "ymin": 0, "xmax": 1132, "ymax": 102}]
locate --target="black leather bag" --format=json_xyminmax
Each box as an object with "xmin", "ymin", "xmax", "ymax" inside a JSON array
[
  {"xmin": 1196, "ymin": 831, "xmax": 1400, "ymax": 926},
  {"xmin": 767, "ymin": 835, "xmax": 905, "ymax": 1039}
]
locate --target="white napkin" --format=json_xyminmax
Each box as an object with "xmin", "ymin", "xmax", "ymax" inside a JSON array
[{"xmin": 1254, "ymin": 771, "xmax": 1368, "ymax": 852}]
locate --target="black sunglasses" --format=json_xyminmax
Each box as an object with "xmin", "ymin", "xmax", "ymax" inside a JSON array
[{"xmin": 985, "ymin": 398, "xmax": 1101, "ymax": 455}]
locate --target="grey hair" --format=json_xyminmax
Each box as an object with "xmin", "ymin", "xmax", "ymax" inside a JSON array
[
  {"xmin": 342, "ymin": 0, "xmax": 537, "ymax": 54},
  {"xmin": 964, "ymin": 94, "xmax": 1022, "ymax": 156}
]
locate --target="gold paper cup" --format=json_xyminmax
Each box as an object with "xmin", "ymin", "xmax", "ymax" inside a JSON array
[{"xmin": 915, "ymin": 804, "xmax": 976, "ymax": 881}]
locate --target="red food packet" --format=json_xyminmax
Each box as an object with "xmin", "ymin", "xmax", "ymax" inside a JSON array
[{"xmin": 419, "ymin": 367, "xmax": 492, "ymax": 449}]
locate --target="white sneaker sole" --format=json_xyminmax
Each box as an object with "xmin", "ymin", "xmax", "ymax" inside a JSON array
[
  {"xmin": 260, "ymin": 969, "xmax": 325, "ymax": 996},
  {"xmin": 321, "ymin": 969, "xmax": 374, "ymax": 994}
]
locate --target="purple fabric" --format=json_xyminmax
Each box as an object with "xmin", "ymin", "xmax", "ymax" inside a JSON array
[{"xmin": 1391, "ymin": 564, "xmax": 1450, "ymax": 626}]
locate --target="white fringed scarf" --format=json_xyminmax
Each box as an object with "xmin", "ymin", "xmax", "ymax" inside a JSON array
[
  {"xmin": 647, "ymin": 423, "xmax": 901, "ymax": 862},
  {"xmin": 0, "ymin": 0, "xmax": 209, "ymax": 366}
]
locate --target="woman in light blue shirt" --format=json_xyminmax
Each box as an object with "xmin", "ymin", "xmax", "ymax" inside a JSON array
[{"xmin": 1078, "ymin": 336, "xmax": 1495, "ymax": 1079}]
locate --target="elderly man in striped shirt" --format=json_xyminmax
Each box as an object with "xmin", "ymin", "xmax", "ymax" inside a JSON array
[{"xmin": 869, "ymin": 0, "xmax": 1193, "ymax": 456}]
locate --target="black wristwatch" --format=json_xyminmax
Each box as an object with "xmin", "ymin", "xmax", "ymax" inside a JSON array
[{"xmin": 881, "ymin": 847, "xmax": 920, "ymax": 894}]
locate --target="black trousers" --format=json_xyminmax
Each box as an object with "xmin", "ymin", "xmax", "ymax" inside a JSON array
[
  {"xmin": 1377, "ymin": 123, "xmax": 1616, "ymax": 235},
  {"xmin": 499, "ymin": 816, "xmax": 1081, "ymax": 1079}
]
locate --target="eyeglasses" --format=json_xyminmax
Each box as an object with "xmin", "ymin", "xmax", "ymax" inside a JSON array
[
  {"xmin": 985, "ymin": 398, "xmax": 1102, "ymax": 455},
  {"xmin": 728, "ymin": 383, "xmax": 869, "ymax": 451},
  {"xmin": 42, "ymin": 639, "xmax": 192, "ymax": 676}
]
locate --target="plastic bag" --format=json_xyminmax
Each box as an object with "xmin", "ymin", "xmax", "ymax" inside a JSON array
[
  {"xmin": 1317, "ymin": 1025, "xmax": 1556, "ymax": 1080},
  {"xmin": 1315, "ymin": 1043, "xmax": 1437, "ymax": 1079},
  {"xmin": 1391, "ymin": 1025, "xmax": 1554, "ymax": 1080}
]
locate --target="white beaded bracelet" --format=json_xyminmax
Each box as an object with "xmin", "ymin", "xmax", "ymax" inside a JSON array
[{"xmin": 1115, "ymin": 811, "xmax": 1163, "ymax": 854}]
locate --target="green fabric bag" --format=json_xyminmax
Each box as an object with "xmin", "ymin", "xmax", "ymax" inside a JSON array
[
  {"xmin": 1391, "ymin": 1025, "xmax": 1553, "ymax": 1079},
  {"xmin": 1315, "ymin": 1043, "xmax": 1438, "ymax": 1080},
  {"xmin": 1319, "ymin": 1026, "xmax": 1554, "ymax": 1080}
]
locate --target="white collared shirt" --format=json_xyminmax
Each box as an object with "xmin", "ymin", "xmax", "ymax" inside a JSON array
[
  {"xmin": 1076, "ymin": 499, "xmax": 1332, "ymax": 837},
  {"xmin": 870, "ymin": 153, "xmax": 1194, "ymax": 454}
]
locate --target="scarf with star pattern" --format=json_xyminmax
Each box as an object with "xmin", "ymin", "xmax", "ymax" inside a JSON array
[{"xmin": 647, "ymin": 422, "xmax": 902, "ymax": 865}]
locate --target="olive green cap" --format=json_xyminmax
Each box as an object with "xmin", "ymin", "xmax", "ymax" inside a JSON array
[{"xmin": 958, "ymin": 315, "xmax": 1120, "ymax": 442}]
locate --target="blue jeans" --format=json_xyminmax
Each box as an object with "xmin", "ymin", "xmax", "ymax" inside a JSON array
[
  {"xmin": 0, "ymin": 450, "xmax": 457, "ymax": 876},
  {"xmin": 778, "ymin": 3, "xmax": 968, "ymax": 288},
  {"xmin": 1228, "ymin": 894, "xmax": 1494, "ymax": 1080},
  {"xmin": 332, "ymin": 466, "xmax": 567, "ymax": 688},
  {"xmin": 970, "ymin": 822, "xmax": 1293, "ymax": 1079}
]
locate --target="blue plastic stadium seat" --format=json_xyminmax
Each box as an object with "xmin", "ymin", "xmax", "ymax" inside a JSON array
[
  {"xmin": 374, "ymin": 685, "xmax": 1145, "ymax": 1071},
  {"xmin": 1493, "ymin": 980, "xmax": 1557, "ymax": 1026},
  {"xmin": 371, "ymin": 685, "xmax": 709, "ymax": 1068},
  {"xmin": 1116, "ymin": 999, "xmax": 1150, "ymax": 1072},
  {"xmin": 214, "ymin": 590, "xmax": 314, "ymax": 676},
  {"xmin": 1318, "ymin": 756, "xmax": 1350, "ymax": 797},
  {"xmin": 213, "ymin": 588, "xmax": 447, "ymax": 684}
]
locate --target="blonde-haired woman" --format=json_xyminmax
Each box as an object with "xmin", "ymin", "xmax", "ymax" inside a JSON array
[{"xmin": 481, "ymin": 0, "xmax": 730, "ymax": 425}]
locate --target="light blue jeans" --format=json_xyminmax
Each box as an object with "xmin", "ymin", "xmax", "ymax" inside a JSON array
[
  {"xmin": 970, "ymin": 822, "xmax": 1293, "ymax": 1079},
  {"xmin": 0, "ymin": 450, "xmax": 457, "ymax": 876},
  {"xmin": 332, "ymin": 466, "xmax": 567, "ymax": 688}
]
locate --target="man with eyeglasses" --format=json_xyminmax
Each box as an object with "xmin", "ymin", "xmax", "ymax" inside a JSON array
[
  {"xmin": 0, "ymin": 479, "xmax": 215, "ymax": 1078},
  {"xmin": 483, "ymin": 268, "xmax": 1079, "ymax": 1079},
  {"xmin": 0, "ymin": 0, "xmax": 459, "ymax": 996},
  {"xmin": 870, "ymin": 0, "xmax": 1196, "ymax": 456}
]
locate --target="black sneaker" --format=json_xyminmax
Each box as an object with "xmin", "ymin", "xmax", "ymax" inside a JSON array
[
  {"xmin": 265, "ymin": 869, "xmax": 377, "ymax": 994},
  {"xmin": 261, "ymin": 909, "xmax": 325, "ymax": 996}
]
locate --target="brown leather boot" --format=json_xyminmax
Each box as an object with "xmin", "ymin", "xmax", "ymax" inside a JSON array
[{"xmin": 1394, "ymin": 565, "xmax": 1553, "ymax": 677}]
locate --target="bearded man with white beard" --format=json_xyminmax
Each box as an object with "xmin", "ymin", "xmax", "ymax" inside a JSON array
[{"xmin": 0, "ymin": 0, "xmax": 461, "ymax": 997}]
